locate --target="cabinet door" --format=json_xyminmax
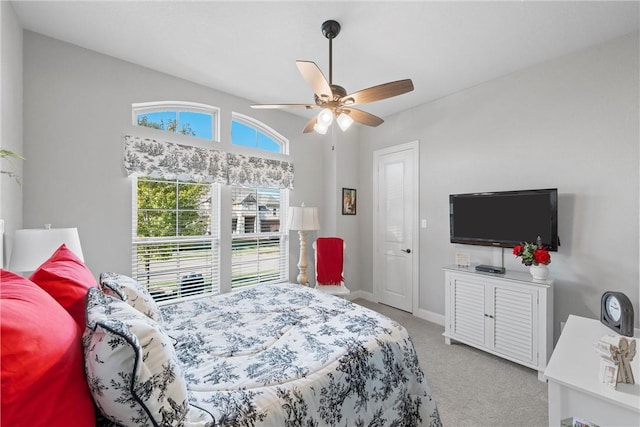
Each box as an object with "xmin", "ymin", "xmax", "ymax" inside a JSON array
[
  {"xmin": 450, "ymin": 278, "xmax": 486, "ymax": 346},
  {"xmin": 489, "ymin": 284, "xmax": 537, "ymax": 365}
]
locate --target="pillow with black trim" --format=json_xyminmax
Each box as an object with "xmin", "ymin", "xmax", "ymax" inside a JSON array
[
  {"xmin": 83, "ymin": 287, "xmax": 210, "ymax": 427},
  {"xmin": 99, "ymin": 272, "xmax": 163, "ymax": 324}
]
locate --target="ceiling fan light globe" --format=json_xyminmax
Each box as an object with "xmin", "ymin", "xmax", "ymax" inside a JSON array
[
  {"xmin": 337, "ymin": 113, "xmax": 354, "ymax": 131},
  {"xmin": 313, "ymin": 122, "xmax": 329, "ymax": 135},
  {"xmin": 318, "ymin": 108, "xmax": 334, "ymax": 125}
]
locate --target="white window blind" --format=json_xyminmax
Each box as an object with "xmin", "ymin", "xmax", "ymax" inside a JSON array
[
  {"xmin": 132, "ymin": 177, "xmax": 219, "ymax": 302},
  {"xmin": 231, "ymin": 186, "xmax": 288, "ymax": 288}
]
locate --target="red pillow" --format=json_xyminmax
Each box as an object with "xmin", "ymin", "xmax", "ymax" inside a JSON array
[
  {"xmin": 0, "ymin": 269, "xmax": 96, "ymax": 426},
  {"xmin": 29, "ymin": 243, "xmax": 98, "ymax": 328}
]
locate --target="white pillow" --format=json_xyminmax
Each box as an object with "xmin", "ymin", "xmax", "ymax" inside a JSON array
[
  {"xmin": 83, "ymin": 288, "xmax": 202, "ymax": 427},
  {"xmin": 100, "ymin": 272, "xmax": 164, "ymax": 324}
]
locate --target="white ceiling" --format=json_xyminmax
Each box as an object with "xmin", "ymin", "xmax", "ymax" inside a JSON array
[{"xmin": 11, "ymin": 1, "xmax": 639, "ymax": 121}]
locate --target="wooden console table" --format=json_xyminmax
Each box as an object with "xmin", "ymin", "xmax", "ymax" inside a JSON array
[{"xmin": 544, "ymin": 315, "xmax": 640, "ymax": 426}]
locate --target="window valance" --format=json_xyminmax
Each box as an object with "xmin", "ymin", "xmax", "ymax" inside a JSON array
[
  {"xmin": 123, "ymin": 135, "xmax": 226, "ymax": 183},
  {"xmin": 227, "ymin": 153, "xmax": 294, "ymax": 189},
  {"xmin": 123, "ymin": 135, "xmax": 294, "ymax": 189}
]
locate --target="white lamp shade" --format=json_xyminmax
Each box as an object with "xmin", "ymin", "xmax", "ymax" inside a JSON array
[
  {"xmin": 9, "ymin": 228, "xmax": 84, "ymax": 273},
  {"xmin": 287, "ymin": 206, "xmax": 320, "ymax": 231},
  {"xmin": 317, "ymin": 108, "xmax": 334, "ymax": 125},
  {"xmin": 313, "ymin": 122, "xmax": 329, "ymax": 135},
  {"xmin": 337, "ymin": 113, "xmax": 354, "ymax": 131}
]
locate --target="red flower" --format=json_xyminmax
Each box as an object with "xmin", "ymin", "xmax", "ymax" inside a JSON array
[
  {"xmin": 513, "ymin": 245, "xmax": 523, "ymax": 256},
  {"xmin": 533, "ymin": 249, "xmax": 551, "ymax": 265}
]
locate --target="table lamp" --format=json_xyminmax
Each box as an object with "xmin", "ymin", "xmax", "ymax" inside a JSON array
[{"xmin": 287, "ymin": 204, "xmax": 320, "ymax": 285}]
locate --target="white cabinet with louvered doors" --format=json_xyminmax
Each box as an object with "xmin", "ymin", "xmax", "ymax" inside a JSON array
[{"xmin": 443, "ymin": 266, "xmax": 553, "ymax": 381}]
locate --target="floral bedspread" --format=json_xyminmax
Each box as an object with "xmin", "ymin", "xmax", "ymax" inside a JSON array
[{"xmin": 160, "ymin": 283, "xmax": 441, "ymax": 427}]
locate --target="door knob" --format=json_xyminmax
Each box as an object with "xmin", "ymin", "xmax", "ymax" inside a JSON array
[{"xmin": 401, "ymin": 248, "xmax": 412, "ymax": 254}]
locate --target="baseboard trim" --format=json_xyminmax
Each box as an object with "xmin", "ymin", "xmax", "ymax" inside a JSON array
[
  {"xmin": 347, "ymin": 290, "xmax": 445, "ymax": 326},
  {"xmin": 345, "ymin": 289, "xmax": 374, "ymax": 301},
  {"xmin": 414, "ymin": 307, "xmax": 445, "ymax": 326}
]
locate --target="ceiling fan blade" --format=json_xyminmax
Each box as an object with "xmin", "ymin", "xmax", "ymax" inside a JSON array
[
  {"xmin": 341, "ymin": 79, "xmax": 414, "ymax": 105},
  {"xmin": 303, "ymin": 116, "xmax": 318, "ymax": 133},
  {"xmin": 296, "ymin": 60, "xmax": 333, "ymax": 100},
  {"xmin": 345, "ymin": 108, "xmax": 384, "ymax": 127},
  {"xmin": 251, "ymin": 103, "xmax": 319, "ymax": 109}
]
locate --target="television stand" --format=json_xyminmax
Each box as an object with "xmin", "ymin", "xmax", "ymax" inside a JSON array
[
  {"xmin": 475, "ymin": 264, "xmax": 505, "ymax": 274},
  {"xmin": 443, "ymin": 265, "xmax": 553, "ymax": 380}
]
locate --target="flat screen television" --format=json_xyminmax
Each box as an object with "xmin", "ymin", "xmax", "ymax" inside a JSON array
[{"xmin": 449, "ymin": 188, "xmax": 558, "ymax": 251}]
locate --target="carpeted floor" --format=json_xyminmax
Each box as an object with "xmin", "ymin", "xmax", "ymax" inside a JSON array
[{"xmin": 354, "ymin": 299, "xmax": 548, "ymax": 427}]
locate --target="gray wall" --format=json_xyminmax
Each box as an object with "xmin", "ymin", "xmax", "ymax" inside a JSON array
[
  {"xmin": 0, "ymin": 1, "xmax": 23, "ymax": 266},
  {"xmin": 335, "ymin": 129, "xmax": 362, "ymax": 294},
  {"xmin": 17, "ymin": 28, "xmax": 640, "ymax": 340},
  {"xmin": 358, "ymin": 33, "xmax": 640, "ymax": 337},
  {"xmin": 22, "ymin": 32, "xmax": 328, "ymax": 285}
]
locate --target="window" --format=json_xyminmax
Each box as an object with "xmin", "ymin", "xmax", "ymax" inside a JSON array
[
  {"xmin": 230, "ymin": 116, "xmax": 289, "ymax": 289},
  {"xmin": 132, "ymin": 177, "xmax": 219, "ymax": 302},
  {"xmin": 232, "ymin": 113, "xmax": 288, "ymax": 154},
  {"xmin": 129, "ymin": 105, "xmax": 291, "ymax": 299},
  {"xmin": 231, "ymin": 186, "xmax": 288, "ymax": 288},
  {"xmin": 133, "ymin": 102, "xmax": 219, "ymax": 141}
]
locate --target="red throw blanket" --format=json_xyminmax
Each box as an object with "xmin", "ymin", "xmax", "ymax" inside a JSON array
[{"xmin": 316, "ymin": 237, "xmax": 344, "ymax": 285}]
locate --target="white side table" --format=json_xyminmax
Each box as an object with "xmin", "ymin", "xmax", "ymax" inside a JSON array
[{"xmin": 544, "ymin": 315, "xmax": 640, "ymax": 426}]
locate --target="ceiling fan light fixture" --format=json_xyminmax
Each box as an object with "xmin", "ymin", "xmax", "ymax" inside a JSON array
[
  {"xmin": 318, "ymin": 108, "xmax": 334, "ymax": 125},
  {"xmin": 337, "ymin": 113, "xmax": 354, "ymax": 131},
  {"xmin": 253, "ymin": 19, "xmax": 414, "ymax": 134},
  {"xmin": 313, "ymin": 122, "xmax": 329, "ymax": 135}
]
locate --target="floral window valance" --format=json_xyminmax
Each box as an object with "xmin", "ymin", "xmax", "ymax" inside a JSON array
[
  {"xmin": 123, "ymin": 135, "xmax": 227, "ymax": 183},
  {"xmin": 227, "ymin": 153, "xmax": 294, "ymax": 189},
  {"xmin": 123, "ymin": 135, "xmax": 294, "ymax": 189}
]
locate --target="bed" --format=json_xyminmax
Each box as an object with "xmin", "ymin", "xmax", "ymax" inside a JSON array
[
  {"xmin": 1, "ymin": 244, "xmax": 441, "ymax": 427},
  {"xmin": 160, "ymin": 283, "xmax": 440, "ymax": 426}
]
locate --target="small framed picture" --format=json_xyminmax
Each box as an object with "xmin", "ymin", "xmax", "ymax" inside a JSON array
[
  {"xmin": 455, "ymin": 252, "xmax": 471, "ymax": 268},
  {"xmin": 342, "ymin": 188, "xmax": 356, "ymax": 215},
  {"xmin": 599, "ymin": 358, "xmax": 619, "ymax": 389}
]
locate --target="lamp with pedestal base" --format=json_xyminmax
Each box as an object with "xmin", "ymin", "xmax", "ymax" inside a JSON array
[{"xmin": 287, "ymin": 204, "xmax": 320, "ymax": 286}]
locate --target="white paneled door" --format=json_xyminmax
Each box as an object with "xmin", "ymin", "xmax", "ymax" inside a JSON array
[{"xmin": 373, "ymin": 141, "xmax": 418, "ymax": 312}]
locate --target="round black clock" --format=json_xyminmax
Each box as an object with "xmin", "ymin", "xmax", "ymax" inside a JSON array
[{"xmin": 601, "ymin": 291, "xmax": 634, "ymax": 337}]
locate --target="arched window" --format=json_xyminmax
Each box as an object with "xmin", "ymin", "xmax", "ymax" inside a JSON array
[
  {"xmin": 133, "ymin": 101, "xmax": 220, "ymax": 141},
  {"xmin": 129, "ymin": 106, "xmax": 292, "ymax": 300},
  {"xmin": 231, "ymin": 113, "xmax": 288, "ymax": 154},
  {"xmin": 229, "ymin": 113, "xmax": 289, "ymax": 289}
]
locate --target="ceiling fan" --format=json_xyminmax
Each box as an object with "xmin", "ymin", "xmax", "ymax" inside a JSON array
[{"xmin": 251, "ymin": 19, "xmax": 414, "ymax": 134}]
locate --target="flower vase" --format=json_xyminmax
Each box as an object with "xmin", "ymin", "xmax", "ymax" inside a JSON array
[{"xmin": 529, "ymin": 264, "xmax": 549, "ymax": 280}]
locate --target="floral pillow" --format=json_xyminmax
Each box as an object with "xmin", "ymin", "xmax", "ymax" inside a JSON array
[
  {"xmin": 99, "ymin": 272, "xmax": 163, "ymax": 324},
  {"xmin": 83, "ymin": 288, "xmax": 204, "ymax": 427}
]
